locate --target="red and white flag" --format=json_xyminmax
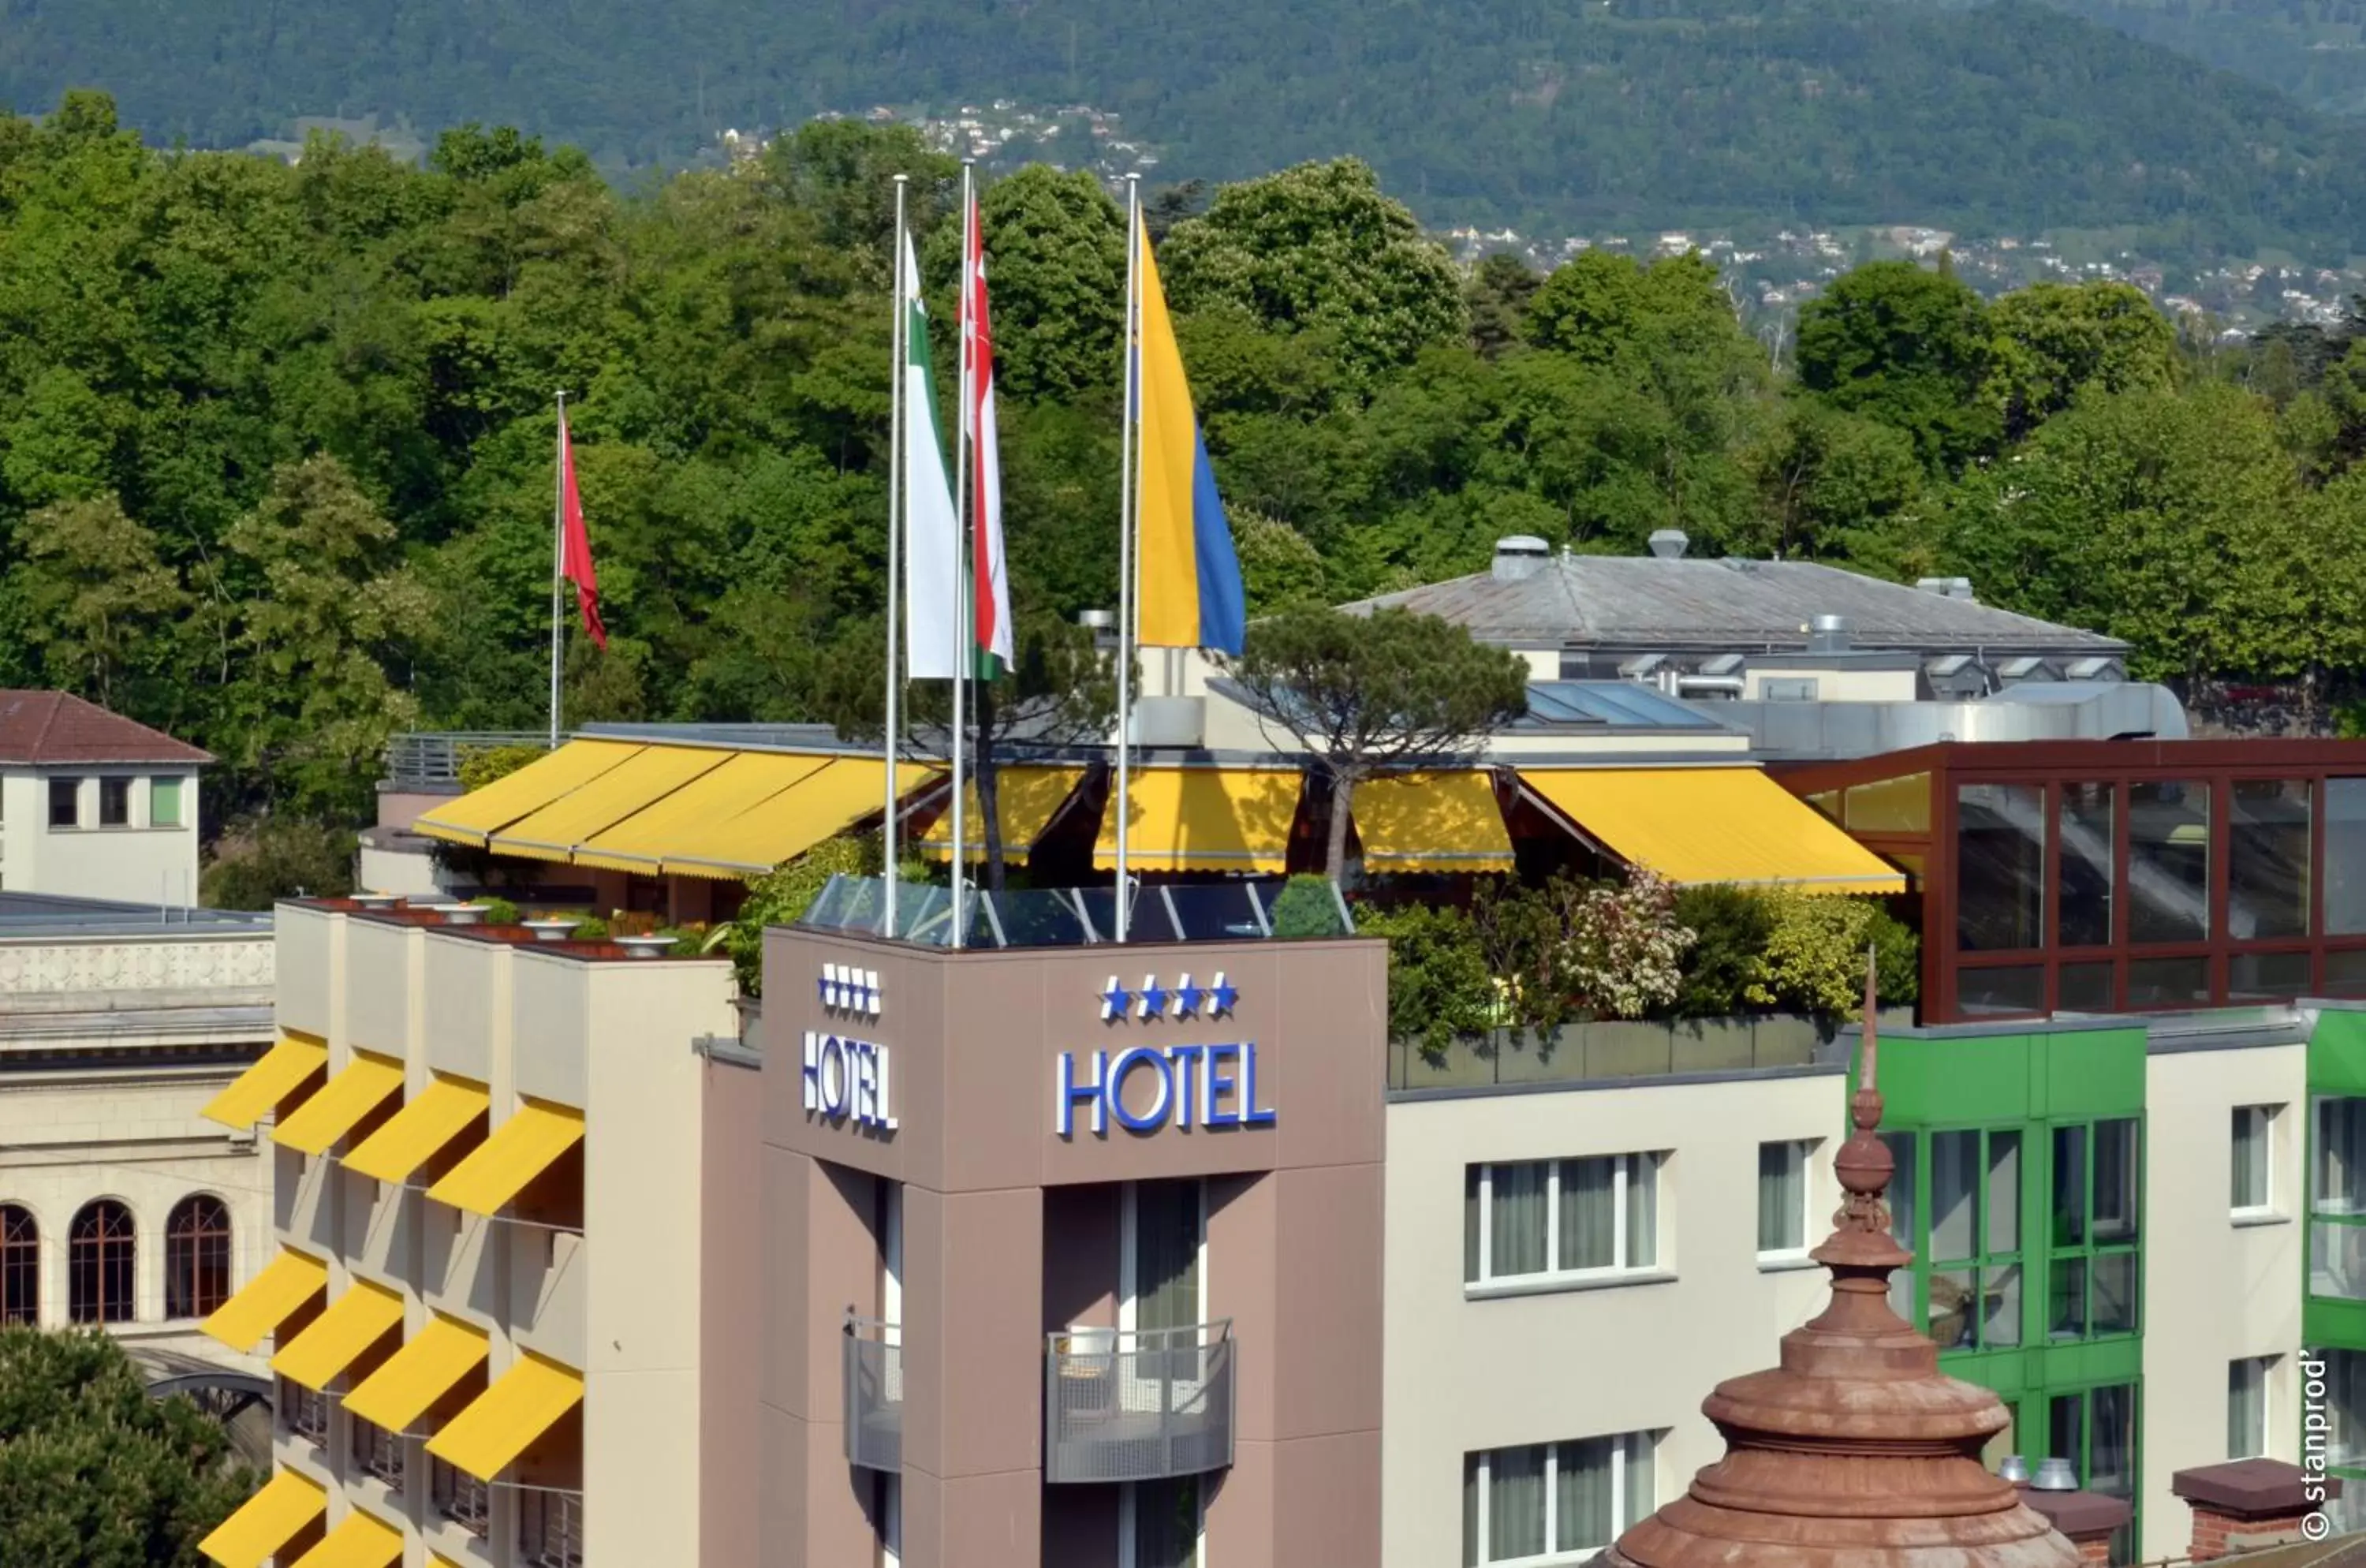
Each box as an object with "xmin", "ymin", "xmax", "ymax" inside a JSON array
[
  {"xmin": 963, "ymin": 194, "xmax": 1013, "ymax": 671},
  {"xmin": 559, "ymin": 408, "xmax": 606, "ymax": 650}
]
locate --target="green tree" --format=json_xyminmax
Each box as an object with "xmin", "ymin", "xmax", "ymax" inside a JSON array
[
  {"xmin": 1797, "ymin": 260, "xmax": 2001, "ymax": 472},
  {"xmin": 1747, "ymin": 401, "xmax": 1927, "ymax": 562},
  {"xmin": 6, "ymin": 493, "xmax": 189, "ymax": 714},
  {"xmin": 1987, "ymin": 280, "xmax": 2178, "ymax": 440},
  {"xmin": 1225, "ymin": 607, "xmax": 1528, "ymax": 880},
  {"xmin": 972, "ymin": 166, "xmax": 1125, "ymax": 402},
  {"xmin": 1464, "ymin": 253, "xmax": 1539, "ymax": 360},
  {"xmin": 0, "ymin": 1326, "xmax": 256, "ymax": 1567}
]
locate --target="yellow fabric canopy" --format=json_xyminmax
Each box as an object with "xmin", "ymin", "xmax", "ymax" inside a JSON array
[
  {"xmin": 412, "ymin": 739, "xmax": 642, "ymax": 849},
  {"xmin": 426, "ymin": 1100, "xmax": 585, "ymax": 1216},
  {"xmin": 1353, "ymin": 771, "xmax": 1513, "ymax": 872},
  {"xmin": 572, "ymin": 750, "xmax": 835, "ymax": 873},
  {"xmin": 658, "ymin": 756, "xmax": 932, "ymax": 879},
  {"xmin": 271, "ymin": 1052, "xmax": 405, "ymax": 1156},
  {"xmin": 1092, "ymin": 767, "xmax": 1302, "ymax": 874},
  {"xmin": 286, "ymin": 1509, "xmax": 401, "ymax": 1568},
  {"xmin": 200, "ymin": 1036, "xmax": 327, "ymax": 1129},
  {"xmin": 199, "ymin": 1469, "xmax": 327, "ymax": 1568},
  {"xmin": 1518, "ymin": 767, "xmax": 1906, "ymax": 894},
  {"xmin": 201, "ymin": 1248, "xmax": 328, "ymax": 1353},
  {"xmin": 343, "ymin": 1314, "xmax": 491, "ymax": 1432},
  {"xmin": 919, "ymin": 767, "xmax": 1087, "ymax": 863},
  {"xmin": 427, "ymin": 1353, "xmax": 585, "ymax": 1482},
  {"xmin": 487, "ymin": 744, "xmax": 733, "ymax": 863},
  {"xmin": 272, "ymin": 1279, "xmax": 404, "ymax": 1391},
  {"xmin": 343, "ymin": 1076, "xmax": 491, "ymax": 1185}
]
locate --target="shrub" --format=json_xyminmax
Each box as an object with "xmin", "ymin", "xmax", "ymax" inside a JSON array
[
  {"xmin": 1747, "ymin": 892, "xmax": 1920, "ymax": 1014},
  {"xmin": 457, "ymin": 744, "xmax": 547, "ymax": 792},
  {"xmin": 1267, "ymin": 874, "xmax": 1349, "ymax": 938},
  {"xmin": 710, "ymin": 834, "xmax": 878, "ymax": 995},
  {"xmin": 569, "ymin": 914, "xmax": 610, "ymax": 942},
  {"xmin": 1551, "ymin": 868, "xmax": 1693, "ymax": 1020},
  {"xmin": 1356, "ymin": 901, "xmax": 1492, "ymax": 1057},
  {"xmin": 478, "ymin": 897, "xmax": 520, "ymax": 925},
  {"xmin": 1670, "ymin": 884, "xmax": 1776, "ymax": 1016},
  {"xmin": 200, "ymin": 818, "xmax": 356, "ymax": 909}
]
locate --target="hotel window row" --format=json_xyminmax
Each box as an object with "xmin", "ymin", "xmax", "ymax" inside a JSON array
[{"xmin": 1462, "ymin": 1431, "xmax": 1658, "ymax": 1567}]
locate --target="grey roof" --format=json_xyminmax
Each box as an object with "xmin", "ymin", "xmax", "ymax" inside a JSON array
[
  {"xmin": 0, "ymin": 891, "xmax": 272, "ymax": 938},
  {"xmin": 1342, "ymin": 556, "xmax": 2126, "ymax": 654}
]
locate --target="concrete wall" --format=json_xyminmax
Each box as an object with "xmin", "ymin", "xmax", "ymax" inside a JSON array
[
  {"xmin": 2140, "ymin": 1040, "xmax": 2308, "ymax": 1559},
  {"xmin": 700, "ymin": 1055, "xmax": 764, "ymax": 1568},
  {"xmin": 0, "ymin": 767, "xmax": 200, "ymax": 903},
  {"xmin": 1380, "ymin": 1070, "xmax": 1843, "ymax": 1568}
]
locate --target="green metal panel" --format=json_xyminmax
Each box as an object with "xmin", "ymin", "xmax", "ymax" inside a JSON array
[
  {"xmin": 2305, "ymin": 1294, "xmax": 2366, "ymax": 1348},
  {"xmin": 2312, "ymin": 1012, "xmax": 2366, "ymax": 1096},
  {"xmin": 2042, "ymin": 1028, "xmax": 2148, "ymax": 1118},
  {"xmin": 1860, "ymin": 1026, "xmax": 2147, "ymax": 1127}
]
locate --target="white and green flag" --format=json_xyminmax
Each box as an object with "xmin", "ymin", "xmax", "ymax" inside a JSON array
[{"xmin": 901, "ymin": 233, "xmax": 961, "ymax": 680}]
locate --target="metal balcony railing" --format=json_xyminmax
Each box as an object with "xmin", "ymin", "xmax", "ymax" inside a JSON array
[
  {"xmin": 843, "ymin": 1314, "xmax": 902, "ymax": 1473},
  {"xmin": 520, "ymin": 1488, "xmax": 584, "ymax": 1568},
  {"xmin": 351, "ymin": 1414, "xmax": 404, "ymax": 1491},
  {"xmin": 385, "ymin": 731, "xmax": 553, "ymax": 789},
  {"xmin": 283, "ymin": 1378, "xmax": 328, "ymax": 1446},
  {"xmin": 1045, "ymin": 1320, "xmax": 1234, "ymax": 1484},
  {"xmin": 432, "ymin": 1458, "xmax": 491, "ymax": 1539}
]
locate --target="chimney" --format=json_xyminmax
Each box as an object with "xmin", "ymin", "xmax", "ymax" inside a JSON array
[
  {"xmin": 2172, "ymin": 1459, "xmax": 2340, "ymax": 1561},
  {"xmin": 1491, "ymin": 536, "xmax": 1551, "ymax": 583},
  {"xmin": 2013, "ymin": 1467, "xmax": 2133, "ymax": 1567},
  {"xmin": 1648, "ymin": 528, "xmax": 1689, "ymax": 560},
  {"xmin": 1808, "ymin": 613, "xmax": 1853, "ymax": 654}
]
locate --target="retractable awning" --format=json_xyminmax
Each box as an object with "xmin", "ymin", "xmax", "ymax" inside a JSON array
[
  {"xmin": 487, "ymin": 745, "xmax": 733, "ymax": 863},
  {"xmin": 571, "ymin": 750, "xmax": 834, "ymax": 873},
  {"xmin": 1092, "ymin": 767, "xmax": 1302, "ymax": 874},
  {"xmin": 286, "ymin": 1508, "xmax": 401, "ymax": 1568},
  {"xmin": 200, "ymin": 1036, "xmax": 327, "ymax": 1129},
  {"xmin": 427, "ymin": 1353, "xmax": 585, "ymax": 1482},
  {"xmin": 271, "ymin": 1052, "xmax": 405, "ymax": 1155},
  {"xmin": 343, "ymin": 1315, "xmax": 491, "ymax": 1432},
  {"xmin": 1353, "ymin": 771, "xmax": 1513, "ymax": 873},
  {"xmin": 1518, "ymin": 767, "xmax": 1905, "ymax": 894},
  {"xmin": 426, "ymin": 1100, "xmax": 585, "ymax": 1216},
  {"xmin": 412, "ymin": 740, "xmax": 642, "ymax": 849},
  {"xmin": 272, "ymin": 1279, "xmax": 405, "ymax": 1391},
  {"xmin": 920, "ymin": 767, "xmax": 1088, "ymax": 862},
  {"xmin": 200, "ymin": 1469, "xmax": 327, "ymax": 1568},
  {"xmin": 629, "ymin": 756, "xmax": 932, "ymax": 879},
  {"xmin": 201, "ymin": 1247, "xmax": 328, "ymax": 1353},
  {"xmin": 342, "ymin": 1076, "xmax": 491, "ymax": 1185}
]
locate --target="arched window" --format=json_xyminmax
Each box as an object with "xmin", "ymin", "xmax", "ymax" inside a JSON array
[
  {"xmin": 0, "ymin": 1207, "xmax": 35, "ymax": 1326},
  {"xmin": 166, "ymin": 1196, "xmax": 230, "ymax": 1320},
  {"xmin": 69, "ymin": 1200, "xmax": 135, "ymax": 1324}
]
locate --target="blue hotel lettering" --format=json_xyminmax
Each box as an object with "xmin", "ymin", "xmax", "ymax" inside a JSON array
[{"xmin": 1057, "ymin": 1043, "xmax": 1277, "ymax": 1137}]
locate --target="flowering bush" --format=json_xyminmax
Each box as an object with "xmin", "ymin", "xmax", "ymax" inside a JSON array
[
  {"xmin": 1745, "ymin": 890, "xmax": 1920, "ymax": 1014},
  {"xmin": 1554, "ymin": 868, "xmax": 1696, "ymax": 1020}
]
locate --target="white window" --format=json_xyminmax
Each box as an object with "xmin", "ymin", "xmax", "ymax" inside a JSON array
[
  {"xmin": 1465, "ymin": 1154, "xmax": 1661, "ymax": 1290},
  {"xmin": 2229, "ymin": 1356, "xmax": 2275, "ymax": 1459},
  {"xmin": 1758, "ymin": 1140, "xmax": 1814, "ymax": 1256},
  {"xmin": 1463, "ymin": 1432, "xmax": 1655, "ymax": 1566},
  {"xmin": 2232, "ymin": 1105, "xmax": 2278, "ymax": 1215}
]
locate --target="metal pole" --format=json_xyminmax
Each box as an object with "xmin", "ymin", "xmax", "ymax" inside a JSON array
[
  {"xmin": 1114, "ymin": 177, "xmax": 1140, "ymax": 944},
  {"xmin": 950, "ymin": 160, "xmax": 973, "ymax": 950},
  {"xmin": 885, "ymin": 177, "xmax": 908, "ymax": 939},
  {"xmin": 549, "ymin": 391, "xmax": 569, "ymax": 748}
]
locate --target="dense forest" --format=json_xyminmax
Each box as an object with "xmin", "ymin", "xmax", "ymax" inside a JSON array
[
  {"xmin": 2, "ymin": 0, "xmax": 2363, "ymax": 259},
  {"xmin": 0, "ymin": 95, "xmax": 2361, "ymax": 892},
  {"xmin": 2022, "ymin": 0, "xmax": 2366, "ymax": 115}
]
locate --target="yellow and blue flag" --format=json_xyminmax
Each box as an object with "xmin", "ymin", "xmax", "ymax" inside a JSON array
[{"xmin": 1134, "ymin": 225, "xmax": 1247, "ymax": 655}]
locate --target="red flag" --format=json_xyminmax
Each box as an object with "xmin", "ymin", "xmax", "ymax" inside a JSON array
[
  {"xmin": 559, "ymin": 410, "xmax": 606, "ymax": 651},
  {"xmin": 964, "ymin": 196, "xmax": 1011, "ymax": 668}
]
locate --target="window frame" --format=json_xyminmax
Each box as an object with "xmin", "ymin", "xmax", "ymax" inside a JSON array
[
  {"xmin": 96, "ymin": 775, "xmax": 131, "ymax": 828},
  {"xmin": 46, "ymin": 777, "xmax": 80, "ymax": 830},
  {"xmin": 2047, "ymin": 1118, "xmax": 2143, "ymax": 1343},
  {"xmin": 1464, "ymin": 1432, "xmax": 1654, "ymax": 1567},
  {"xmin": 0, "ymin": 1205, "xmax": 36, "ymax": 1326},
  {"xmin": 1466, "ymin": 1153, "xmax": 1663, "ymax": 1294},
  {"xmin": 67, "ymin": 1199, "xmax": 136, "ymax": 1325},
  {"xmin": 2231, "ymin": 1104, "xmax": 2280, "ymax": 1219},
  {"xmin": 1756, "ymin": 1140, "xmax": 1815, "ymax": 1261},
  {"xmin": 1921, "ymin": 1126, "xmax": 2026, "ymax": 1353},
  {"xmin": 164, "ymin": 1194, "xmax": 231, "ymax": 1321},
  {"xmin": 149, "ymin": 775, "xmax": 184, "ymax": 829},
  {"xmin": 2228, "ymin": 1355, "xmax": 2275, "ymax": 1461}
]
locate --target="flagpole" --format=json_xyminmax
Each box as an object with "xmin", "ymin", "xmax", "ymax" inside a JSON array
[
  {"xmin": 950, "ymin": 160, "xmax": 974, "ymax": 950},
  {"xmin": 884, "ymin": 177, "xmax": 908, "ymax": 939},
  {"xmin": 1115, "ymin": 176, "xmax": 1140, "ymax": 944},
  {"xmin": 549, "ymin": 390, "xmax": 569, "ymax": 749}
]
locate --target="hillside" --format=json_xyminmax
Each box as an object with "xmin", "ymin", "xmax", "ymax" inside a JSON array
[
  {"xmin": 2024, "ymin": 0, "xmax": 2366, "ymax": 115},
  {"xmin": 2, "ymin": 0, "xmax": 2362, "ymax": 259}
]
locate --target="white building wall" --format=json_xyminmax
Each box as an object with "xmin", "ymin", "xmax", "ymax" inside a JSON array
[
  {"xmin": 1382, "ymin": 1070, "xmax": 1842, "ymax": 1568},
  {"xmin": 0, "ymin": 767, "xmax": 200, "ymax": 903}
]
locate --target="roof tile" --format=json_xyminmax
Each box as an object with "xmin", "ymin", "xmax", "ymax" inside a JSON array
[{"xmin": 0, "ymin": 691, "xmax": 212, "ymax": 767}]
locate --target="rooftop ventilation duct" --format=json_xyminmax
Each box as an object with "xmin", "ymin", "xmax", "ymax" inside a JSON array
[
  {"xmin": 1807, "ymin": 614, "xmax": 1852, "ymax": 653},
  {"xmin": 1077, "ymin": 609, "xmax": 1115, "ymax": 631},
  {"xmin": 1647, "ymin": 528, "xmax": 1689, "ymax": 559},
  {"xmin": 1491, "ymin": 535, "xmax": 1551, "ymax": 582}
]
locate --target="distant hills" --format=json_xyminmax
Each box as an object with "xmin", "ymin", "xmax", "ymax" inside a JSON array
[
  {"xmin": 2024, "ymin": 0, "xmax": 2366, "ymax": 116},
  {"xmin": 1, "ymin": 0, "xmax": 2361, "ymax": 263}
]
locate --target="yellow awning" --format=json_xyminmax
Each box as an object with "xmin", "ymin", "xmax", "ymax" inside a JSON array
[
  {"xmin": 426, "ymin": 1100, "xmax": 584, "ymax": 1216},
  {"xmin": 1092, "ymin": 767, "xmax": 1302, "ymax": 874},
  {"xmin": 200, "ymin": 1036, "xmax": 327, "ymax": 1129},
  {"xmin": 285, "ymin": 1509, "xmax": 401, "ymax": 1568},
  {"xmin": 201, "ymin": 1248, "xmax": 328, "ymax": 1353},
  {"xmin": 1519, "ymin": 767, "xmax": 1907, "ymax": 894},
  {"xmin": 920, "ymin": 767, "xmax": 1087, "ymax": 862},
  {"xmin": 343, "ymin": 1076, "xmax": 491, "ymax": 1185},
  {"xmin": 271, "ymin": 1279, "xmax": 404, "ymax": 1391},
  {"xmin": 343, "ymin": 1314, "xmax": 491, "ymax": 1432},
  {"xmin": 661, "ymin": 756, "xmax": 937, "ymax": 879},
  {"xmin": 1353, "ymin": 771, "xmax": 1513, "ymax": 872},
  {"xmin": 573, "ymin": 750, "xmax": 836, "ymax": 873},
  {"xmin": 487, "ymin": 744, "xmax": 735, "ymax": 864},
  {"xmin": 271, "ymin": 1052, "xmax": 405, "ymax": 1156},
  {"xmin": 412, "ymin": 739, "xmax": 643, "ymax": 849},
  {"xmin": 199, "ymin": 1468, "xmax": 327, "ymax": 1568},
  {"xmin": 427, "ymin": 1352, "xmax": 585, "ymax": 1482}
]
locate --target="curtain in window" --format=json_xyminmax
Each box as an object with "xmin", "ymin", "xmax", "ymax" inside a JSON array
[
  {"xmin": 1494, "ymin": 1163, "xmax": 1549, "ymax": 1278},
  {"xmin": 1463, "ymin": 1454, "xmax": 1482, "ymax": 1568},
  {"xmin": 2092, "ymin": 1120, "xmax": 2139, "ymax": 1242},
  {"xmin": 1134, "ymin": 1182, "xmax": 1201, "ymax": 1334},
  {"xmin": 1488, "ymin": 1444, "xmax": 1547, "ymax": 1561},
  {"xmin": 2232, "ymin": 1110, "xmax": 2267, "ymax": 1210},
  {"xmin": 2319, "ymin": 1099, "xmax": 2366, "ymax": 1215},
  {"xmin": 2089, "ymin": 1384, "xmax": 2136, "ymax": 1498},
  {"xmin": 1625, "ymin": 1156, "xmax": 1656, "ymax": 1269},
  {"xmin": 1556, "ymin": 1436, "xmax": 1616, "ymax": 1551},
  {"xmin": 2228, "ymin": 1360, "xmax": 2267, "ymax": 1459},
  {"xmin": 1624, "ymin": 1433, "xmax": 1655, "ymax": 1531},
  {"xmin": 1760, "ymin": 1144, "xmax": 1804, "ymax": 1253},
  {"xmin": 1465, "ymin": 1167, "xmax": 1483, "ymax": 1284},
  {"xmin": 1561, "ymin": 1158, "xmax": 1614, "ymax": 1271}
]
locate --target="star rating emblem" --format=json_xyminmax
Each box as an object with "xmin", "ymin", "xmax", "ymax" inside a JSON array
[
  {"xmin": 1099, "ymin": 972, "xmax": 1237, "ymax": 1020},
  {"xmin": 1136, "ymin": 975, "xmax": 1170, "ymax": 1019},
  {"xmin": 1172, "ymin": 974, "xmax": 1204, "ymax": 1017},
  {"xmin": 1100, "ymin": 976, "xmax": 1132, "ymax": 1021},
  {"xmin": 819, "ymin": 963, "xmax": 880, "ymax": 1017},
  {"xmin": 1208, "ymin": 972, "xmax": 1238, "ymax": 1016}
]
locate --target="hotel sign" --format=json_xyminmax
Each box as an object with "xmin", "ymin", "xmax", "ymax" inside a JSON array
[
  {"xmin": 1058, "ymin": 972, "xmax": 1275, "ymax": 1137},
  {"xmin": 807, "ymin": 962, "xmax": 894, "ymax": 1132}
]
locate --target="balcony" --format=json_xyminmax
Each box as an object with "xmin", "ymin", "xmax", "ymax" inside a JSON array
[
  {"xmin": 520, "ymin": 1488, "xmax": 584, "ymax": 1568},
  {"xmin": 432, "ymin": 1457, "xmax": 491, "ymax": 1540},
  {"xmin": 842, "ymin": 1316, "xmax": 901, "ymax": 1473},
  {"xmin": 283, "ymin": 1378, "xmax": 329, "ymax": 1447},
  {"xmin": 1044, "ymin": 1321, "xmax": 1234, "ymax": 1484},
  {"xmin": 351, "ymin": 1415, "xmax": 404, "ymax": 1491}
]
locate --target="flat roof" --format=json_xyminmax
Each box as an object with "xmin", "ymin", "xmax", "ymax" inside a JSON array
[{"xmin": 0, "ymin": 892, "xmax": 272, "ymax": 939}]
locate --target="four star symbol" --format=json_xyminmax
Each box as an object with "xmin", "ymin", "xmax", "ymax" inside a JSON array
[
  {"xmin": 1136, "ymin": 976, "xmax": 1170, "ymax": 1018},
  {"xmin": 1100, "ymin": 976, "xmax": 1133, "ymax": 1021},
  {"xmin": 1099, "ymin": 971, "xmax": 1238, "ymax": 1020}
]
